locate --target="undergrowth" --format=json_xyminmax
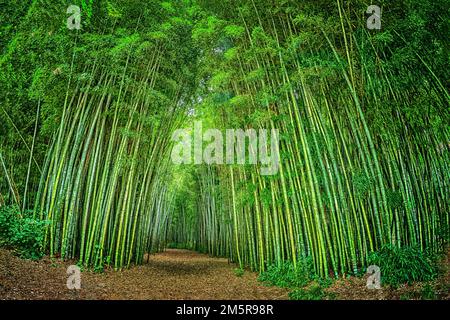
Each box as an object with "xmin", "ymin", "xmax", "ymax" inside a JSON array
[
  {"xmin": 367, "ymin": 245, "xmax": 438, "ymax": 288},
  {"xmin": 234, "ymin": 268, "xmax": 244, "ymax": 277}
]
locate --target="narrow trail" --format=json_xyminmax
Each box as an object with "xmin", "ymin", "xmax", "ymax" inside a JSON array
[{"xmin": 0, "ymin": 249, "xmax": 288, "ymax": 300}]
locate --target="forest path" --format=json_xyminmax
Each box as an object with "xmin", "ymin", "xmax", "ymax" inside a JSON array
[{"xmin": 0, "ymin": 248, "xmax": 288, "ymax": 300}]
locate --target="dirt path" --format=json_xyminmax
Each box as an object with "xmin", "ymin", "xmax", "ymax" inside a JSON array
[{"xmin": 0, "ymin": 249, "xmax": 288, "ymax": 300}]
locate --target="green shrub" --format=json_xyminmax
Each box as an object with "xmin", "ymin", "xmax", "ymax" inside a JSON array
[
  {"xmin": 166, "ymin": 242, "xmax": 195, "ymax": 250},
  {"xmin": 0, "ymin": 205, "xmax": 48, "ymax": 260},
  {"xmin": 258, "ymin": 258, "xmax": 315, "ymax": 288},
  {"xmin": 234, "ymin": 268, "xmax": 244, "ymax": 277},
  {"xmin": 289, "ymin": 284, "xmax": 336, "ymax": 300},
  {"xmin": 367, "ymin": 245, "xmax": 437, "ymax": 288}
]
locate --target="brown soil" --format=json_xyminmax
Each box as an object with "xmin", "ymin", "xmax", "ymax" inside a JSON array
[{"xmin": 0, "ymin": 248, "xmax": 288, "ymax": 300}]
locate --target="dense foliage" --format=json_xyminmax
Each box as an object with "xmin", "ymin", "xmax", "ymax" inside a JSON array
[{"xmin": 258, "ymin": 259, "xmax": 314, "ymax": 288}]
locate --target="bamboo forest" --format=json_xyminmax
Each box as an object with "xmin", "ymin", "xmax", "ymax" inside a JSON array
[{"xmin": 0, "ymin": 0, "xmax": 449, "ymax": 301}]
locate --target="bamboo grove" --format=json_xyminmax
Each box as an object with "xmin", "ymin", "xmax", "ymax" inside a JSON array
[
  {"xmin": 0, "ymin": 0, "xmax": 449, "ymax": 276},
  {"xmin": 166, "ymin": 0, "xmax": 450, "ymax": 276}
]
